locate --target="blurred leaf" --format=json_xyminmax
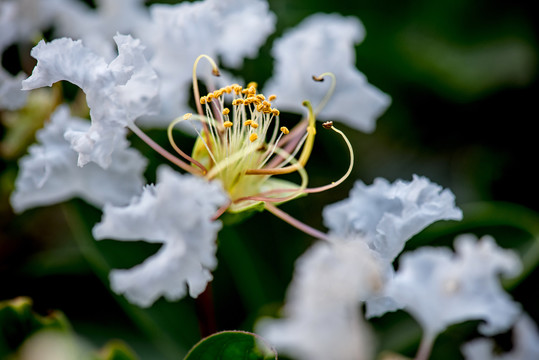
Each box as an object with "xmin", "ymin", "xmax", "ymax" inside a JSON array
[
  {"xmin": 184, "ymin": 331, "xmax": 277, "ymax": 360},
  {"xmin": 0, "ymin": 296, "xmax": 70, "ymax": 357},
  {"xmin": 98, "ymin": 339, "xmax": 139, "ymax": 360}
]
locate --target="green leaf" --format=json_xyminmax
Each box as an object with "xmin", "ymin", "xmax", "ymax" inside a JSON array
[
  {"xmin": 184, "ymin": 331, "xmax": 277, "ymax": 360},
  {"xmin": 0, "ymin": 297, "xmax": 70, "ymax": 357}
]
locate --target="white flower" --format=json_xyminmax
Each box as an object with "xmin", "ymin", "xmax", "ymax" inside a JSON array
[
  {"xmin": 462, "ymin": 314, "xmax": 539, "ymax": 360},
  {"xmin": 53, "ymin": 0, "xmax": 151, "ymax": 60},
  {"xmin": 92, "ymin": 166, "xmax": 228, "ymax": 308},
  {"xmin": 257, "ymin": 239, "xmax": 382, "ymax": 360},
  {"xmin": 323, "ymin": 175, "xmax": 463, "ymax": 263},
  {"xmin": 21, "ymin": 34, "xmax": 159, "ymax": 168},
  {"xmin": 323, "ymin": 175, "xmax": 463, "ymax": 318},
  {"xmin": 263, "ymin": 13, "xmax": 391, "ymax": 132},
  {"xmin": 387, "ymin": 234, "xmax": 522, "ymax": 339},
  {"xmin": 139, "ymin": 0, "xmax": 276, "ymax": 125},
  {"xmin": 0, "ymin": 67, "xmax": 27, "ymax": 110},
  {"xmin": 0, "ymin": 0, "xmax": 63, "ymax": 53},
  {"xmin": 10, "ymin": 105, "xmax": 147, "ymax": 213}
]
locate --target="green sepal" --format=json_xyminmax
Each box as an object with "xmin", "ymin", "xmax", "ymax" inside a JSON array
[
  {"xmin": 184, "ymin": 331, "xmax": 277, "ymax": 360},
  {"xmin": 222, "ymin": 177, "xmax": 307, "ymax": 225}
]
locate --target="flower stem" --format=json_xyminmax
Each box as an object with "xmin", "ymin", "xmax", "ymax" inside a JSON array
[
  {"xmin": 195, "ymin": 283, "xmax": 217, "ymax": 338},
  {"xmin": 415, "ymin": 334, "xmax": 434, "ymax": 360}
]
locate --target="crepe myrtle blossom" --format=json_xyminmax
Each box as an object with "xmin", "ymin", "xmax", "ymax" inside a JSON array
[
  {"xmin": 462, "ymin": 314, "xmax": 539, "ymax": 360},
  {"xmin": 264, "ymin": 13, "xmax": 391, "ymax": 133},
  {"xmin": 10, "ymin": 105, "xmax": 147, "ymax": 213},
  {"xmin": 256, "ymin": 239, "xmax": 383, "ymax": 360},
  {"xmin": 93, "ymin": 166, "xmax": 228, "ymax": 307},
  {"xmin": 21, "ymin": 33, "xmax": 159, "ymax": 168},
  {"xmin": 388, "ymin": 235, "xmax": 522, "ymax": 360}
]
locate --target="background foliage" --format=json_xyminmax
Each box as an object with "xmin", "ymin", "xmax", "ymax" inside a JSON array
[{"xmin": 1, "ymin": 0, "xmax": 538, "ymax": 359}]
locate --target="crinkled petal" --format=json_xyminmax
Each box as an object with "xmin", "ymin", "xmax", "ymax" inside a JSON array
[
  {"xmin": 10, "ymin": 105, "xmax": 147, "ymax": 213},
  {"xmin": 0, "ymin": 67, "xmax": 27, "ymax": 110},
  {"xmin": 386, "ymin": 234, "xmax": 522, "ymax": 338},
  {"xmin": 22, "ymin": 35, "xmax": 159, "ymax": 168},
  {"xmin": 263, "ymin": 13, "xmax": 391, "ymax": 132},
  {"xmin": 323, "ymin": 175, "xmax": 463, "ymax": 263},
  {"xmin": 462, "ymin": 314, "xmax": 539, "ymax": 360},
  {"xmin": 92, "ymin": 166, "xmax": 228, "ymax": 307},
  {"xmin": 257, "ymin": 240, "xmax": 381, "ymax": 360}
]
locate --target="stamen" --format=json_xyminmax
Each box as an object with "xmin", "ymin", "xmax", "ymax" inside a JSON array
[
  {"xmin": 280, "ymin": 126, "xmax": 289, "ymax": 135},
  {"xmin": 249, "ymin": 133, "xmax": 258, "ymax": 142},
  {"xmin": 246, "ymin": 101, "xmax": 316, "ymax": 175},
  {"xmin": 250, "ymin": 122, "xmax": 259, "ymax": 129},
  {"xmin": 223, "ymin": 108, "xmax": 230, "ymax": 115},
  {"xmin": 268, "ymin": 94, "xmax": 277, "ymax": 101},
  {"xmin": 167, "ymin": 114, "xmax": 219, "ymax": 174},
  {"xmin": 305, "ymin": 123, "xmax": 354, "ymax": 193},
  {"xmin": 312, "ymin": 72, "xmax": 336, "ymax": 116},
  {"xmin": 265, "ymin": 203, "xmax": 329, "ymax": 241},
  {"xmin": 223, "ymin": 121, "xmax": 233, "ymax": 128}
]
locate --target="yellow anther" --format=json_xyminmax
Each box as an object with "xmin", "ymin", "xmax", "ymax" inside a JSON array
[
  {"xmin": 225, "ymin": 86, "xmax": 232, "ymax": 94},
  {"xmin": 223, "ymin": 121, "xmax": 233, "ymax": 128},
  {"xmin": 222, "ymin": 108, "xmax": 230, "ymax": 115},
  {"xmin": 247, "ymin": 81, "xmax": 258, "ymax": 89},
  {"xmin": 244, "ymin": 120, "xmax": 253, "ymax": 126},
  {"xmin": 268, "ymin": 94, "xmax": 277, "ymax": 101},
  {"xmin": 183, "ymin": 113, "xmax": 193, "ymax": 120},
  {"xmin": 280, "ymin": 126, "xmax": 289, "ymax": 134},
  {"xmin": 271, "ymin": 109, "xmax": 280, "ymax": 116},
  {"xmin": 249, "ymin": 133, "xmax": 258, "ymax": 142},
  {"xmin": 250, "ymin": 122, "xmax": 259, "ymax": 129},
  {"xmin": 206, "ymin": 94, "xmax": 214, "ymax": 102},
  {"xmin": 232, "ymin": 99, "xmax": 244, "ymax": 106},
  {"xmin": 256, "ymin": 94, "xmax": 266, "ymax": 101},
  {"xmin": 200, "ymin": 96, "xmax": 207, "ymax": 105}
]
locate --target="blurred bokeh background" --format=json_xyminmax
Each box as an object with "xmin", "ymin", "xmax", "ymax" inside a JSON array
[{"xmin": 1, "ymin": 0, "xmax": 538, "ymax": 359}]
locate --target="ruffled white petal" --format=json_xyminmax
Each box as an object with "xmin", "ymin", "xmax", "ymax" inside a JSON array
[
  {"xmin": 10, "ymin": 105, "xmax": 147, "ymax": 213},
  {"xmin": 92, "ymin": 166, "xmax": 228, "ymax": 307},
  {"xmin": 22, "ymin": 34, "xmax": 159, "ymax": 168},
  {"xmin": 387, "ymin": 234, "xmax": 522, "ymax": 338},
  {"xmin": 257, "ymin": 240, "xmax": 382, "ymax": 360},
  {"xmin": 462, "ymin": 314, "xmax": 539, "ymax": 360},
  {"xmin": 0, "ymin": 67, "xmax": 27, "ymax": 110},
  {"xmin": 323, "ymin": 175, "xmax": 463, "ymax": 263},
  {"xmin": 263, "ymin": 13, "xmax": 391, "ymax": 132}
]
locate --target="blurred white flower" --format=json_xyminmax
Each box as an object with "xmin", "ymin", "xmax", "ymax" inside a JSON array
[
  {"xmin": 264, "ymin": 13, "xmax": 391, "ymax": 132},
  {"xmin": 462, "ymin": 314, "xmax": 539, "ymax": 360},
  {"xmin": 92, "ymin": 166, "xmax": 228, "ymax": 307},
  {"xmin": 22, "ymin": 34, "xmax": 159, "ymax": 168},
  {"xmin": 53, "ymin": 0, "xmax": 151, "ymax": 60},
  {"xmin": 257, "ymin": 239, "xmax": 382, "ymax": 360},
  {"xmin": 140, "ymin": 0, "xmax": 276, "ymax": 125},
  {"xmin": 388, "ymin": 234, "xmax": 522, "ymax": 339},
  {"xmin": 0, "ymin": 0, "xmax": 63, "ymax": 53},
  {"xmin": 0, "ymin": 67, "xmax": 27, "ymax": 110},
  {"xmin": 10, "ymin": 105, "xmax": 147, "ymax": 213},
  {"xmin": 323, "ymin": 175, "xmax": 463, "ymax": 317}
]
